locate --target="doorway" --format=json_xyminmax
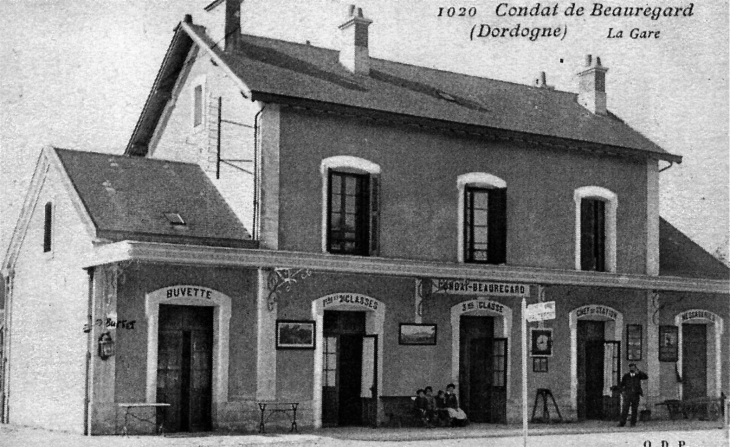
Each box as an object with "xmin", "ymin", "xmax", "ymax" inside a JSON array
[
  {"xmin": 459, "ymin": 316, "xmax": 507, "ymax": 423},
  {"xmin": 156, "ymin": 305, "xmax": 213, "ymax": 432},
  {"xmin": 577, "ymin": 320, "xmax": 605, "ymax": 420},
  {"xmin": 322, "ymin": 311, "xmax": 369, "ymax": 426},
  {"xmin": 682, "ymin": 324, "xmax": 707, "ymax": 399}
]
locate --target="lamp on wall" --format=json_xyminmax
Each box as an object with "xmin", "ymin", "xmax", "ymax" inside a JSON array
[{"xmin": 98, "ymin": 332, "xmax": 115, "ymax": 360}]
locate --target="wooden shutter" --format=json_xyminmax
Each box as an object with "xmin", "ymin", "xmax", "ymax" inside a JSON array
[
  {"xmin": 487, "ymin": 188, "xmax": 507, "ymax": 264},
  {"xmin": 369, "ymin": 175, "xmax": 380, "ymax": 256},
  {"xmin": 581, "ymin": 199, "xmax": 606, "ymax": 271},
  {"xmin": 594, "ymin": 200, "xmax": 606, "ymax": 271},
  {"xmin": 580, "ymin": 199, "xmax": 595, "ymax": 270}
]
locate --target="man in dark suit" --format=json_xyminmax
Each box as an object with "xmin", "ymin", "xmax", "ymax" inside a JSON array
[{"xmin": 618, "ymin": 363, "xmax": 648, "ymax": 427}]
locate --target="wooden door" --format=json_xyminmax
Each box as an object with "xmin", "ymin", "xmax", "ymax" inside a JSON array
[
  {"xmin": 322, "ymin": 311, "xmax": 366, "ymax": 426},
  {"xmin": 577, "ymin": 320, "xmax": 605, "ymax": 420},
  {"xmin": 682, "ymin": 324, "xmax": 707, "ymax": 399},
  {"xmin": 460, "ymin": 316, "xmax": 501, "ymax": 422},
  {"xmin": 157, "ymin": 305, "xmax": 213, "ymax": 432},
  {"xmin": 361, "ymin": 335, "xmax": 378, "ymax": 427}
]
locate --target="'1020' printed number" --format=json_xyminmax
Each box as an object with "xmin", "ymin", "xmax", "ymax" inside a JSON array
[{"xmin": 438, "ymin": 6, "xmax": 477, "ymax": 17}]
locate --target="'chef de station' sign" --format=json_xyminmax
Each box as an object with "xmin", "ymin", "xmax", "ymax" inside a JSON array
[{"xmin": 432, "ymin": 279, "xmax": 529, "ymax": 297}]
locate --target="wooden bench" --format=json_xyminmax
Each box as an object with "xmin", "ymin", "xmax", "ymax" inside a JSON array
[
  {"xmin": 380, "ymin": 396, "xmax": 421, "ymax": 427},
  {"xmin": 656, "ymin": 397, "xmax": 723, "ymax": 421}
]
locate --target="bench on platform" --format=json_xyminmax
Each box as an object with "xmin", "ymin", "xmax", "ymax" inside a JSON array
[
  {"xmin": 655, "ymin": 397, "xmax": 723, "ymax": 421},
  {"xmin": 380, "ymin": 396, "xmax": 421, "ymax": 427}
]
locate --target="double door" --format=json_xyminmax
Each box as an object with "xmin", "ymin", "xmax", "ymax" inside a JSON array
[{"xmin": 156, "ymin": 305, "xmax": 213, "ymax": 432}]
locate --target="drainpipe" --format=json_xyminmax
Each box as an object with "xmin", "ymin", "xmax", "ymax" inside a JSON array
[
  {"xmin": 253, "ymin": 104, "xmax": 267, "ymax": 241},
  {"xmin": 84, "ymin": 268, "xmax": 95, "ymax": 435},
  {"xmin": 2, "ymin": 272, "xmax": 14, "ymax": 424}
]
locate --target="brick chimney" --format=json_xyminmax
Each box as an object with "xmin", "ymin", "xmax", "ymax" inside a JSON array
[
  {"xmin": 202, "ymin": 0, "xmax": 241, "ymax": 52},
  {"xmin": 534, "ymin": 71, "xmax": 554, "ymax": 89},
  {"xmin": 339, "ymin": 5, "xmax": 372, "ymax": 75},
  {"xmin": 577, "ymin": 55, "xmax": 608, "ymax": 115}
]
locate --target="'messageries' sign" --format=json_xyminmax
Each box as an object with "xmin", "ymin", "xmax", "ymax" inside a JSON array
[{"xmin": 432, "ymin": 279, "xmax": 529, "ymax": 297}]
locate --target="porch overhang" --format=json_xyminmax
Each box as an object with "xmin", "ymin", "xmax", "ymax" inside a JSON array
[{"xmin": 82, "ymin": 240, "xmax": 730, "ymax": 295}]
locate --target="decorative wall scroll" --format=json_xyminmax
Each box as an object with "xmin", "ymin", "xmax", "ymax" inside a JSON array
[{"xmin": 267, "ymin": 268, "xmax": 313, "ymax": 311}]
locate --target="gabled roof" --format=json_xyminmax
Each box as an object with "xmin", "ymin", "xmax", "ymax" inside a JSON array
[
  {"xmin": 127, "ymin": 19, "xmax": 681, "ymax": 164},
  {"xmin": 659, "ymin": 218, "xmax": 729, "ymax": 280},
  {"xmin": 2, "ymin": 147, "xmax": 254, "ymax": 273},
  {"xmin": 53, "ymin": 148, "xmax": 253, "ymax": 247}
]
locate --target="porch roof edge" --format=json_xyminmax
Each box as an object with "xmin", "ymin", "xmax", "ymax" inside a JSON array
[{"xmin": 82, "ymin": 241, "xmax": 730, "ymax": 295}]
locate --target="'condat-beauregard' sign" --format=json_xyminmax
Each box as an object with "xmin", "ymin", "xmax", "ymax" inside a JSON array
[{"xmin": 432, "ymin": 279, "xmax": 529, "ymax": 297}]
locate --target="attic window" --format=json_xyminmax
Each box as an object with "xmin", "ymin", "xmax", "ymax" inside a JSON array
[
  {"xmin": 437, "ymin": 90, "xmax": 456, "ymax": 102},
  {"xmin": 164, "ymin": 213, "xmax": 186, "ymax": 226}
]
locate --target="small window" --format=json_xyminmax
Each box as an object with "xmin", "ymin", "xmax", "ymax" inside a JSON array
[
  {"xmin": 193, "ymin": 84, "xmax": 203, "ymax": 128},
  {"xmin": 327, "ymin": 171, "xmax": 370, "ymax": 256},
  {"xmin": 164, "ymin": 212, "xmax": 186, "ymax": 226},
  {"xmin": 580, "ymin": 198, "xmax": 606, "ymax": 271},
  {"xmin": 43, "ymin": 202, "xmax": 52, "ymax": 253},
  {"xmin": 464, "ymin": 186, "xmax": 506, "ymax": 264}
]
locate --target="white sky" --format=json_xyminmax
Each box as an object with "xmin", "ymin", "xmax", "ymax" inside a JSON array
[{"xmin": 1, "ymin": 0, "xmax": 728, "ymax": 258}]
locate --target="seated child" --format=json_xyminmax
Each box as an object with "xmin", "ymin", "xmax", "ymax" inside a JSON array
[
  {"xmin": 434, "ymin": 389, "xmax": 450, "ymax": 426},
  {"xmin": 413, "ymin": 389, "xmax": 429, "ymax": 426},
  {"xmin": 424, "ymin": 386, "xmax": 437, "ymax": 425},
  {"xmin": 444, "ymin": 383, "xmax": 469, "ymax": 427}
]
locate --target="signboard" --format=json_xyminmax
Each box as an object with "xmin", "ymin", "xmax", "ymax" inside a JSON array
[
  {"xmin": 525, "ymin": 301, "xmax": 555, "ymax": 322},
  {"xmin": 432, "ymin": 279, "xmax": 529, "ymax": 297}
]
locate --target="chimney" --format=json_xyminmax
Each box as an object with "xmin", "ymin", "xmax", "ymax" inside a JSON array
[
  {"xmin": 339, "ymin": 5, "xmax": 373, "ymax": 75},
  {"xmin": 534, "ymin": 71, "xmax": 554, "ymax": 89},
  {"xmin": 577, "ymin": 54, "xmax": 608, "ymax": 115},
  {"xmin": 202, "ymin": 0, "xmax": 242, "ymax": 52}
]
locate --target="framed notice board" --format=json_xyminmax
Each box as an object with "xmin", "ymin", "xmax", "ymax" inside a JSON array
[
  {"xmin": 626, "ymin": 324, "xmax": 642, "ymax": 361},
  {"xmin": 659, "ymin": 325, "xmax": 678, "ymax": 362}
]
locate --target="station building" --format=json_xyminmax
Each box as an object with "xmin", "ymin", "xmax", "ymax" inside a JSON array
[{"xmin": 2, "ymin": 1, "xmax": 728, "ymax": 435}]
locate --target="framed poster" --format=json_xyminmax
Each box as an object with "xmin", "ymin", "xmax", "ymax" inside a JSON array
[
  {"xmin": 530, "ymin": 328, "xmax": 553, "ymax": 357},
  {"xmin": 533, "ymin": 357, "xmax": 548, "ymax": 373},
  {"xmin": 276, "ymin": 320, "xmax": 315, "ymax": 350},
  {"xmin": 626, "ymin": 324, "xmax": 642, "ymax": 361},
  {"xmin": 659, "ymin": 325, "xmax": 679, "ymax": 362},
  {"xmin": 399, "ymin": 323, "xmax": 437, "ymax": 345}
]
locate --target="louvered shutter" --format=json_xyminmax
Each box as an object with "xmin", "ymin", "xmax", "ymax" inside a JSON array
[
  {"xmin": 594, "ymin": 200, "xmax": 606, "ymax": 271},
  {"xmin": 487, "ymin": 188, "xmax": 507, "ymax": 264},
  {"xmin": 369, "ymin": 174, "xmax": 380, "ymax": 256}
]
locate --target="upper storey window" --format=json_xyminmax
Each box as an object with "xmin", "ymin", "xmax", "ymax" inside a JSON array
[
  {"xmin": 458, "ymin": 173, "xmax": 507, "ymax": 264},
  {"xmin": 43, "ymin": 201, "xmax": 53, "ymax": 253},
  {"xmin": 574, "ymin": 186, "xmax": 617, "ymax": 273},
  {"xmin": 192, "ymin": 76, "xmax": 206, "ymax": 129},
  {"xmin": 321, "ymin": 156, "xmax": 380, "ymax": 256}
]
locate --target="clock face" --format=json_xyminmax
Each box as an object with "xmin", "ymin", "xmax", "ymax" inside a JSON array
[{"xmin": 536, "ymin": 334, "xmax": 549, "ymax": 351}]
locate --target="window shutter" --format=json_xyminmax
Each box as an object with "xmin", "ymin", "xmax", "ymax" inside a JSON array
[
  {"xmin": 369, "ymin": 174, "xmax": 380, "ymax": 256},
  {"xmin": 595, "ymin": 200, "xmax": 606, "ymax": 271},
  {"xmin": 580, "ymin": 199, "xmax": 595, "ymax": 270},
  {"xmin": 487, "ymin": 188, "xmax": 507, "ymax": 264}
]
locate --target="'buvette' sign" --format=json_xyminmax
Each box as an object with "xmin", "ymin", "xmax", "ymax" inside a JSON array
[{"xmin": 432, "ymin": 279, "xmax": 529, "ymax": 297}]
